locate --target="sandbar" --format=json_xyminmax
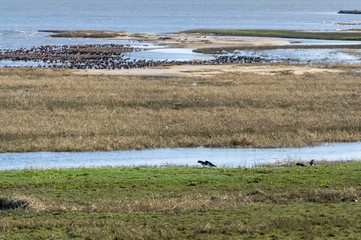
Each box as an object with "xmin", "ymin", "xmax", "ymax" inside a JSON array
[
  {"xmin": 115, "ymin": 33, "xmax": 290, "ymax": 49},
  {"xmin": 45, "ymin": 30, "xmax": 291, "ymax": 49}
]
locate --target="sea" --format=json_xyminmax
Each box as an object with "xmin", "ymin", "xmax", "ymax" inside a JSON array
[{"xmin": 2, "ymin": 0, "xmax": 361, "ymax": 34}]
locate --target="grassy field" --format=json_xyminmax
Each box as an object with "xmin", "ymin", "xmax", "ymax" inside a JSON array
[
  {"xmin": 180, "ymin": 29, "xmax": 361, "ymax": 41},
  {"xmin": 1, "ymin": 66, "xmax": 361, "ymax": 152},
  {"xmin": 0, "ymin": 162, "xmax": 360, "ymax": 239}
]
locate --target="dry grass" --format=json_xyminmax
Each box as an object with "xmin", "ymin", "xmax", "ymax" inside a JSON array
[
  {"xmin": 78, "ymin": 187, "xmax": 360, "ymax": 212},
  {"xmin": 0, "ymin": 66, "xmax": 361, "ymax": 152},
  {"xmin": 2, "ymin": 188, "xmax": 358, "ymax": 213},
  {"xmin": 0, "ymin": 195, "xmax": 48, "ymax": 211}
]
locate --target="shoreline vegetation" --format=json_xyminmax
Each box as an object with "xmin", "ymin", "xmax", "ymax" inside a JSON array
[
  {"xmin": 38, "ymin": 30, "xmax": 125, "ymax": 38},
  {"xmin": 42, "ymin": 29, "xmax": 361, "ymax": 42},
  {"xmin": 0, "ymin": 162, "xmax": 360, "ymax": 238},
  {"xmin": 194, "ymin": 44, "xmax": 361, "ymax": 54},
  {"xmin": 338, "ymin": 10, "xmax": 361, "ymax": 14},
  {"xmin": 179, "ymin": 29, "xmax": 361, "ymax": 41},
  {"xmin": 1, "ymin": 65, "xmax": 361, "ymax": 152}
]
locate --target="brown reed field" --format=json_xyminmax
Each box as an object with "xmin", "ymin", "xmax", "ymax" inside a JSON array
[{"xmin": 0, "ymin": 65, "xmax": 361, "ymax": 152}]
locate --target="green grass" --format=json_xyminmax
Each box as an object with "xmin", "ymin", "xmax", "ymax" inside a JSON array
[
  {"xmin": 1, "ymin": 162, "xmax": 361, "ymax": 239},
  {"xmin": 180, "ymin": 29, "xmax": 361, "ymax": 41}
]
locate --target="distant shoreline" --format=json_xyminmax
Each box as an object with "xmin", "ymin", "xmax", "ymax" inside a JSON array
[
  {"xmin": 338, "ymin": 10, "xmax": 361, "ymax": 14},
  {"xmin": 179, "ymin": 29, "xmax": 361, "ymax": 41},
  {"xmin": 40, "ymin": 30, "xmax": 290, "ymax": 49},
  {"xmin": 40, "ymin": 29, "xmax": 361, "ymax": 54}
]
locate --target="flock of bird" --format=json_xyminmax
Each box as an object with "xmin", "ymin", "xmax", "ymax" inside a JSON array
[
  {"xmin": 296, "ymin": 159, "xmax": 315, "ymax": 167},
  {"xmin": 0, "ymin": 44, "xmax": 264, "ymax": 70},
  {"xmin": 198, "ymin": 159, "xmax": 316, "ymax": 168}
]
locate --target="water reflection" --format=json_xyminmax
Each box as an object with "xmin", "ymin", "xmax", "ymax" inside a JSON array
[{"xmin": 1, "ymin": 142, "xmax": 360, "ymax": 170}]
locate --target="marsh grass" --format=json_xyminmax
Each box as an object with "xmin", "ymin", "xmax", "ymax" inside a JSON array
[
  {"xmin": 40, "ymin": 30, "xmax": 124, "ymax": 38},
  {"xmin": 0, "ymin": 163, "xmax": 361, "ymax": 239},
  {"xmin": 130, "ymin": 33, "xmax": 147, "ymax": 37},
  {"xmin": 1, "ymin": 67, "xmax": 361, "ymax": 152}
]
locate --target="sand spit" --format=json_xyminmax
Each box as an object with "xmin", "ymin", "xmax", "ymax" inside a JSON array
[{"xmin": 44, "ymin": 30, "xmax": 291, "ymax": 49}]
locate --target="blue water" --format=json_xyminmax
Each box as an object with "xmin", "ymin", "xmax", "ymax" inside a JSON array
[{"xmin": 2, "ymin": 0, "xmax": 361, "ymax": 48}]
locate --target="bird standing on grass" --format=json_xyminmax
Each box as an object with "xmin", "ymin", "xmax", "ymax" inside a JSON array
[
  {"xmin": 205, "ymin": 161, "xmax": 216, "ymax": 167},
  {"xmin": 198, "ymin": 160, "xmax": 217, "ymax": 167},
  {"xmin": 198, "ymin": 160, "xmax": 206, "ymax": 166},
  {"xmin": 296, "ymin": 159, "xmax": 316, "ymax": 167},
  {"xmin": 296, "ymin": 163, "xmax": 306, "ymax": 167}
]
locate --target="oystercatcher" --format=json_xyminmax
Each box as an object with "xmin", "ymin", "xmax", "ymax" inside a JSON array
[
  {"xmin": 310, "ymin": 159, "xmax": 315, "ymax": 166},
  {"xmin": 198, "ymin": 160, "xmax": 216, "ymax": 167}
]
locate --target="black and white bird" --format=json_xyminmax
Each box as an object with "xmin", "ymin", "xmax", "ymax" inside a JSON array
[
  {"xmin": 197, "ymin": 160, "xmax": 206, "ymax": 166},
  {"xmin": 296, "ymin": 160, "xmax": 315, "ymax": 167},
  {"xmin": 310, "ymin": 159, "xmax": 315, "ymax": 167},
  {"xmin": 198, "ymin": 160, "xmax": 216, "ymax": 167}
]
